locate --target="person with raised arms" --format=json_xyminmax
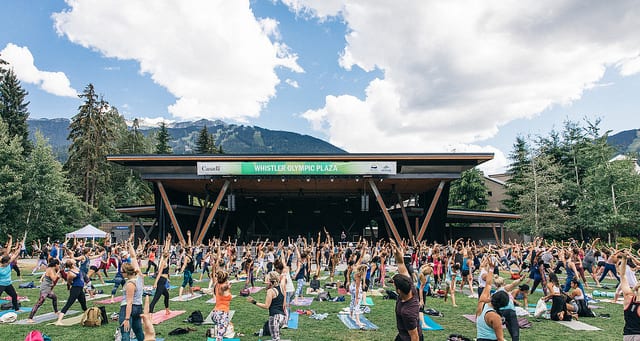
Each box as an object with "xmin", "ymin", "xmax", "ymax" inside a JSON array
[
  {"xmin": 476, "ymin": 263, "xmax": 508, "ymax": 341},
  {"xmin": 389, "ymin": 239, "xmax": 423, "ymax": 341}
]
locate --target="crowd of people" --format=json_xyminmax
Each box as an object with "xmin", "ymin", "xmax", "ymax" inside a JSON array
[{"xmin": 3, "ymin": 230, "xmax": 640, "ymax": 341}]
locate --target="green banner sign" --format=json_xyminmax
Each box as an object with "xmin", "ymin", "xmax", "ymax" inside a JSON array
[{"xmin": 197, "ymin": 161, "xmax": 396, "ymax": 175}]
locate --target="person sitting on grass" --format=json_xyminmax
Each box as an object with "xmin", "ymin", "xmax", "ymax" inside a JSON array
[{"xmin": 544, "ymin": 272, "xmax": 573, "ymax": 321}]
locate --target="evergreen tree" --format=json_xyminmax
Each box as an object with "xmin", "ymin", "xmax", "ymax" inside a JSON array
[
  {"xmin": 506, "ymin": 152, "xmax": 568, "ymax": 237},
  {"xmin": 195, "ymin": 125, "xmax": 219, "ymax": 154},
  {"xmin": 449, "ymin": 168, "xmax": 489, "ymax": 210},
  {"xmin": 155, "ymin": 121, "xmax": 172, "ymax": 154},
  {"xmin": 503, "ymin": 137, "xmax": 530, "ymax": 212},
  {"xmin": 21, "ymin": 132, "xmax": 87, "ymax": 240},
  {"xmin": 65, "ymin": 84, "xmax": 121, "ymax": 209},
  {"xmin": 0, "ymin": 68, "xmax": 32, "ymax": 155},
  {"xmin": 0, "ymin": 119, "xmax": 25, "ymax": 235}
]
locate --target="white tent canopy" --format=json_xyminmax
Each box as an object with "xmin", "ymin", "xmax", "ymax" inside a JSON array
[{"xmin": 66, "ymin": 224, "xmax": 107, "ymax": 239}]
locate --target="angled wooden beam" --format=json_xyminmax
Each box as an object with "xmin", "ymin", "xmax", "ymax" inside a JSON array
[
  {"xmin": 157, "ymin": 181, "xmax": 186, "ymax": 245},
  {"xmin": 368, "ymin": 179, "xmax": 402, "ymax": 242},
  {"xmin": 397, "ymin": 193, "xmax": 414, "ymax": 242},
  {"xmin": 196, "ymin": 180, "xmax": 230, "ymax": 245},
  {"xmin": 416, "ymin": 180, "xmax": 445, "ymax": 241},
  {"xmin": 491, "ymin": 223, "xmax": 500, "ymax": 245},
  {"xmin": 218, "ymin": 210, "xmax": 230, "ymax": 239},
  {"xmin": 193, "ymin": 194, "xmax": 210, "ymax": 244}
]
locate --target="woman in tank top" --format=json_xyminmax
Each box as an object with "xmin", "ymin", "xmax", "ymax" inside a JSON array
[
  {"xmin": 118, "ymin": 240, "xmax": 145, "ymax": 341},
  {"xmin": 27, "ymin": 258, "xmax": 61, "ymax": 323},
  {"xmin": 248, "ymin": 271, "xmax": 286, "ymax": 341},
  {"xmin": 211, "ymin": 270, "xmax": 232, "ymax": 341},
  {"xmin": 476, "ymin": 269, "xmax": 508, "ymax": 341}
]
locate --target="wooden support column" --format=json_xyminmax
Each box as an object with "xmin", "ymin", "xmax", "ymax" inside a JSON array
[
  {"xmin": 368, "ymin": 179, "xmax": 402, "ymax": 242},
  {"xmin": 196, "ymin": 180, "xmax": 230, "ymax": 245},
  {"xmin": 157, "ymin": 181, "xmax": 186, "ymax": 245},
  {"xmin": 415, "ymin": 217, "xmax": 419, "ymax": 238},
  {"xmin": 193, "ymin": 194, "xmax": 210, "ymax": 244},
  {"xmin": 416, "ymin": 180, "xmax": 445, "ymax": 241},
  {"xmin": 491, "ymin": 223, "xmax": 500, "ymax": 245},
  {"xmin": 397, "ymin": 193, "xmax": 414, "ymax": 242},
  {"xmin": 500, "ymin": 223, "xmax": 505, "ymax": 244},
  {"xmin": 219, "ymin": 211, "xmax": 230, "ymax": 239}
]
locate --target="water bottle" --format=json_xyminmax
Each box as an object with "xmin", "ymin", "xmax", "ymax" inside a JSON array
[{"xmin": 258, "ymin": 328, "xmax": 263, "ymax": 341}]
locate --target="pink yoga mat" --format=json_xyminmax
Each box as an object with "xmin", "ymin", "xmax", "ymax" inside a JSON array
[
  {"xmin": 96, "ymin": 296, "xmax": 124, "ymax": 304},
  {"xmin": 151, "ymin": 310, "xmax": 185, "ymax": 325},
  {"xmin": 291, "ymin": 297, "xmax": 314, "ymax": 306},
  {"xmin": 249, "ymin": 287, "xmax": 264, "ymax": 294}
]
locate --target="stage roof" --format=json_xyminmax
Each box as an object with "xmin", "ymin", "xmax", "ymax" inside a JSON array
[{"xmin": 107, "ymin": 153, "xmax": 493, "ymax": 199}]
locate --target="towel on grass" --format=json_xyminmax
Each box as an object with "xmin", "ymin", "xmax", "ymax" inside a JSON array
[
  {"xmin": 337, "ymin": 313, "xmax": 378, "ymax": 330},
  {"xmin": 249, "ymin": 286, "xmax": 264, "ymax": 294},
  {"xmin": 291, "ymin": 297, "xmax": 314, "ymax": 306},
  {"xmin": 556, "ymin": 320, "xmax": 602, "ymax": 331},
  {"xmin": 422, "ymin": 315, "xmax": 444, "ymax": 331},
  {"xmin": 0, "ymin": 307, "xmax": 32, "ymax": 317},
  {"xmin": 151, "ymin": 310, "xmax": 185, "ymax": 324},
  {"xmin": 170, "ymin": 293, "xmax": 203, "ymax": 302},
  {"xmin": 96, "ymin": 296, "xmax": 124, "ymax": 304},
  {"xmin": 14, "ymin": 310, "xmax": 78, "ymax": 324},
  {"xmin": 47, "ymin": 313, "xmax": 83, "ymax": 326},
  {"xmin": 287, "ymin": 311, "xmax": 299, "ymax": 329}
]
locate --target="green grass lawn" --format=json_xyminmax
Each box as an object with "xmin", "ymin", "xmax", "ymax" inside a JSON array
[{"xmin": 0, "ymin": 269, "xmax": 627, "ymax": 341}]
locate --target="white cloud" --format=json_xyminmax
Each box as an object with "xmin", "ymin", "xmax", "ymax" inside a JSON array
[
  {"xmin": 53, "ymin": 0, "xmax": 303, "ymax": 121},
  {"xmin": 0, "ymin": 43, "xmax": 77, "ymax": 97},
  {"xmin": 285, "ymin": 78, "xmax": 299, "ymax": 88},
  {"xmin": 292, "ymin": 0, "xmax": 640, "ymax": 172}
]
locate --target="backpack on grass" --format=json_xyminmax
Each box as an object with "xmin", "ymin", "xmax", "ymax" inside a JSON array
[{"xmin": 81, "ymin": 306, "xmax": 103, "ymax": 327}]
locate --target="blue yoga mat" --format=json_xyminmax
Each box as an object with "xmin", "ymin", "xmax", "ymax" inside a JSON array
[
  {"xmin": 0, "ymin": 299, "xmax": 8, "ymax": 304},
  {"xmin": 0, "ymin": 307, "xmax": 32, "ymax": 317},
  {"xmin": 422, "ymin": 315, "xmax": 443, "ymax": 331},
  {"xmin": 364, "ymin": 297, "xmax": 374, "ymax": 305},
  {"xmin": 288, "ymin": 312, "xmax": 299, "ymax": 329},
  {"xmin": 338, "ymin": 313, "xmax": 378, "ymax": 330}
]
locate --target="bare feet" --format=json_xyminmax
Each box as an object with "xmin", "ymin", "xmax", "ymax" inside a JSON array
[{"xmin": 165, "ymin": 309, "xmax": 171, "ymax": 315}]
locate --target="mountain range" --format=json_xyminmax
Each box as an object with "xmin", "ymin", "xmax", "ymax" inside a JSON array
[
  {"xmin": 27, "ymin": 118, "xmax": 640, "ymax": 162},
  {"xmin": 27, "ymin": 118, "xmax": 345, "ymax": 161}
]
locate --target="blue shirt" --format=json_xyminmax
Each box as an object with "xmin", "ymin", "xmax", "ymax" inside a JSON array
[
  {"xmin": 0, "ymin": 265, "xmax": 12, "ymax": 286},
  {"xmin": 477, "ymin": 303, "xmax": 498, "ymax": 340}
]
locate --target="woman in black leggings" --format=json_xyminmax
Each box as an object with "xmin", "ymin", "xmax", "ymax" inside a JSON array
[
  {"xmin": 55, "ymin": 260, "xmax": 88, "ymax": 324},
  {"xmin": 150, "ymin": 252, "xmax": 171, "ymax": 314}
]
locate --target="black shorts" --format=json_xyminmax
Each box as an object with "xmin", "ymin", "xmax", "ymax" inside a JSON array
[
  {"xmin": 90, "ymin": 265, "xmax": 98, "ymax": 272},
  {"xmin": 364, "ymin": 278, "xmax": 370, "ymax": 292},
  {"xmin": 461, "ymin": 269, "xmax": 470, "ymax": 277},
  {"xmin": 597, "ymin": 261, "xmax": 606, "ymax": 267}
]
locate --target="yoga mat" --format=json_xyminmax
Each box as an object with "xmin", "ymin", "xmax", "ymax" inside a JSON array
[
  {"xmin": 557, "ymin": 320, "xmax": 602, "ymax": 331},
  {"xmin": 132, "ymin": 339, "xmax": 163, "ymax": 341},
  {"xmin": 0, "ymin": 307, "xmax": 32, "ymax": 317},
  {"xmin": 249, "ymin": 286, "xmax": 264, "ymax": 294},
  {"xmin": 170, "ymin": 293, "xmax": 203, "ymax": 302},
  {"xmin": 31, "ymin": 272, "xmax": 45, "ymax": 276},
  {"xmin": 151, "ymin": 310, "xmax": 185, "ymax": 324},
  {"xmin": 363, "ymin": 297, "xmax": 374, "ymax": 306},
  {"xmin": 599, "ymin": 298, "xmax": 624, "ymax": 305},
  {"xmin": 96, "ymin": 296, "xmax": 124, "ymax": 304},
  {"xmin": 3, "ymin": 296, "xmax": 29, "ymax": 302},
  {"xmin": 337, "ymin": 288, "xmax": 348, "ymax": 295},
  {"xmin": 0, "ymin": 299, "xmax": 7, "ymax": 304},
  {"xmin": 287, "ymin": 311, "xmax": 299, "ymax": 329},
  {"xmin": 422, "ymin": 315, "xmax": 444, "ymax": 331},
  {"xmin": 86, "ymin": 293, "xmax": 110, "ymax": 302},
  {"xmin": 14, "ymin": 310, "xmax": 78, "ymax": 324},
  {"xmin": 168, "ymin": 285, "xmax": 178, "ymax": 290},
  {"xmin": 291, "ymin": 297, "xmax": 314, "ymax": 306},
  {"xmin": 48, "ymin": 313, "xmax": 83, "ymax": 326},
  {"xmin": 368, "ymin": 290, "xmax": 384, "ymax": 297},
  {"xmin": 92, "ymin": 283, "xmax": 110, "ymax": 287},
  {"xmin": 337, "ymin": 313, "xmax": 378, "ymax": 330}
]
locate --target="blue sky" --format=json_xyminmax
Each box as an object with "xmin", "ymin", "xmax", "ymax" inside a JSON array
[{"xmin": 2, "ymin": 0, "xmax": 640, "ymax": 173}]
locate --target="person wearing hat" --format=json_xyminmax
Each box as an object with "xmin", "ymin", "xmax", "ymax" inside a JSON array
[{"xmin": 0, "ymin": 234, "xmax": 23, "ymax": 313}]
